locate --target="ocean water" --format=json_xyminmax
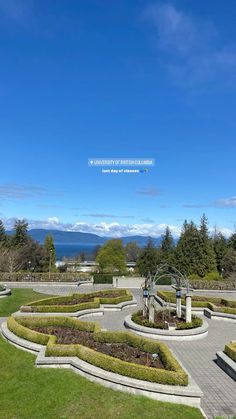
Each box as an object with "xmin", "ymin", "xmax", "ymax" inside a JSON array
[{"xmin": 55, "ymin": 244, "xmax": 97, "ymax": 260}]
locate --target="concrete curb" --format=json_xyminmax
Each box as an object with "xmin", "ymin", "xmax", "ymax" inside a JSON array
[
  {"xmin": 1, "ymin": 321, "xmax": 203, "ymax": 408},
  {"xmin": 204, "ymin": 308, "xmax": 236, "ymax": 321},
  {"xmin": 216, "ymin": 351, "xmax": 236, "ymax": 381},
  {"xmin": 0, "ymin": 288, "xmax": 11, "ymax": 298},
  {"xmin": 124, "ymin": 315, "xmax": 209, "ymax": 341}
]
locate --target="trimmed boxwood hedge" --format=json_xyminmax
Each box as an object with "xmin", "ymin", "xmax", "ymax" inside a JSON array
[
  {"xmin": 131, "ymin": 311, "xmax": 203, "ymax": 330},
  {"xmin": 157, "ymin": 291, "xmax": 236, "ymax": 312},
  {"xmin": 8, "ymin": 316, "xmax": 188, "ymax": 386},
  {"xmin": 224, "ymin": 341, "xmax": 236, "ymax": 362},
  {"xmin": 93, "ymin": 274, "xmax": 113, "ymax": 284},
  {"xmin": 207, "ymin": 302, "xmax": 236, "ymax": 315},
  {"xmin": 21, "ymin": 289, "xmax": 132, "ymax": 313}
]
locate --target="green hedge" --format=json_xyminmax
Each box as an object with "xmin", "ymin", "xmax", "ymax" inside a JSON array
[
  {"xmin": 207, "ymin": 302, "xmax": 236, "ymax": 315},
  {"xmin": 190, "ymin": 279, "xmax": 236, "ymax": 290},
  {"xmin": 21, "ymin": 289, "xmax": 132, "ymax": 313},
  {"xmin": 93, "ymin": 274, "xmax": 113, "ymax": 284},
  {"xmin": 157, "ymin": 291, "xmax": 236, "ymax": 311},
  {"xmin": 131, "ymin": 311, "xmax": 203, "ymax": 330},
  {"xmin": 224, "ymin": 342, "xmax": 236, "ymax": 362},
  {"xmin": 131, "ymin": 311, "xmax": 166, "ymax": 329},
  {"xmin": 176, "ymin": 316, "xmax": 203, "ymax": 330},
  {"xmin": 8, "ymin": 316, "xmax": 188, "ymax": 386},
  {"xmin": 156, "ymin": 277, "xmax": 172, "ymax": 285}
]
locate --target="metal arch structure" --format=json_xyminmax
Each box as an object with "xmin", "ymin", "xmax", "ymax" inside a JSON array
[{"xmin": 147, "ymin": 263, "xmax": 191, "ymax": 293}]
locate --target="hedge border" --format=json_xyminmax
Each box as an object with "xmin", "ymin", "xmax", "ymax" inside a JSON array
[
  {"xmin": 7, "ymin": 316, "xmax": 188, "ymax": 386},
  {"xmin": 157, "ymin": 291, "xmax": 236, "ymax": 313},
  {"xmin": 21, "ymin": 289, "xmax": 132, "ymax": 313},
  {"xmin": 224, "ymin": 342, "xmax": 236, "ymax": 362},
  {"xmin": 131, "ymin": 311, "xmax": 203, "ymax": 331}
]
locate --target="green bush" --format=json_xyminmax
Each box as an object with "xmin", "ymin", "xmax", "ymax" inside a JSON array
[
  {"xmin": 9, "ymin": 316, "xmax": 188, "ymax": 386},
  {"xmin": 176, "ymin": 316, "xmax": 203, "ymax": 330},
  {"xmin": 157, "ymin": 290, "xmax": 235, "ymax": 310},
  {"xmin": 131, "ymin": 311, "xmax": 203, "ymax": 330},
  {"xmin": 0, "ymin": 283, "xmax": 6, "ymax": 292},
  {"xmin": 28, "ymin": 301, "xmax": 101, "ymax": 313},
  {"xmin": 131, "ymin": 311, "xmax": 166, "ymax": 329},
  {"xmin": 224, "ymin": 342, "xmax": 236, "ymax": 362},
  {"xmin": 93, "ymin": 274, "xmax": 113, "ymax": 284},
  {"xmin": 188, "ymin": 274, "xmax": 201, "ymax": 280},
  {"xmin": 156, "ymin": 277, "xmax": 172, "ymax": 285},
  {"xmin": 21, "ymin": 289, "xmax": 132, "ymax": 313},
  {"xmin": 203, "ymin": 272, "xmax": 221, "ymax": 281},
  {"xmin": 221, "ymin": 299, "xmax": 236, "ymax": 308},
  {"xmin": 190, "ymin": 280, "xmax": 236, "ymax": 290},
  {"xmin": 207, "ymin": 302, "xmax": 236, "ymax": 315}
]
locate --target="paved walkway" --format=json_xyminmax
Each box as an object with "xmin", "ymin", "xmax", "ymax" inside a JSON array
[{"xmin": 2, "ymin": 284, "xmax": 236, "ymax": 418}]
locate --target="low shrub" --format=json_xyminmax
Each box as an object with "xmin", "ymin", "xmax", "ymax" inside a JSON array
[
  {"xmin": 224, "ymin": 342, "xmax": 236, "ymax": 362},
  {"xmin": 156, "ymin": 277, "xmax": 172, "ymax": 285},
  {"xmin": 190, "ymin": 280, "xmax": 236, "ymax": 290},
  {"xmin": 131, "ymin": 311, "xmax": 166, "ymax": 329},
  {"xmin": 93, "ymin": 274, "xmax": 113, "ymax": 284},
  {"xmin": 9, "ymin": 316, "xmax": 188, "ymax": 386},
  {"xmin": 207, "ymin": 302, "xmax": 236, "ymax": 315},
  {"xmin": 157, "ymin": 291, "xmax": 235, "ymax": 311},
  {"xmin": 176, "ymin": 316, "xmax": 203, "ymax": 330},
  {"xmin": 203, "ymin": 272, "xmax": 221, "ymax": 281},
  {"xmin": 132, "ymin": 311, "xmax": 203, "ymax": 330},
  {"xmin": 188, "ymin": 274, "xmax": 201, "ymax": 280},
  {"xmin": 0, "ymin": 283, "xmax": 6, "ymax": 292},
  {"xmin": 21, "ymin": 289, "xmax": 132, "ymax": 313}
]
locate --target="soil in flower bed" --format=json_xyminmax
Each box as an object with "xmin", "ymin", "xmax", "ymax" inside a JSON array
[
  {"xmin": 45, "ymin": 292, "xmax": 123, "ymax": 306},
  {"xmin": 154, "ymin": 311, "xmax": 185, "ymax": 325},
  {"xmin": 32, "ymin": 326, "xmax": 164, "ymax": 368}
]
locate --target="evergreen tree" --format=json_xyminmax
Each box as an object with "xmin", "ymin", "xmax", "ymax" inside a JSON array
[
  {"xmin": 221, "ymin": 248, "xmax": 236, "ymax": 277},
  {"xmin": 160, "ymin": 226, "xmax": 175, "ymax": 264},
  {"xmin": 228, "ymin": 232, "xmax": 236, "ymax": 250},
  {"xmin": 198, "ymin": 214, "xmax": 217, "ymax": 275},
  {"xmin": 44, "ymin": 235, "xmax": 56, "ymax": 270},
  {"xmin": 175, "ymin": 220, "xmax": 200, "ymax": 276},
  {"xmin": 137, "ymin": 239, "xmax": 159, "ymax": 277},
  {"xmin": 12, "ymin": 219, "xmax": 29, "ymax": 247},
  {"xmin": 212, "ymin": 231, "xmax": 228, "ymax": 273},
  {"xmin": 0, "ymin": 220, "xmax": 7, "ymax": 245}
]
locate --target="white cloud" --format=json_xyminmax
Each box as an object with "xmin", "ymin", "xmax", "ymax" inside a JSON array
[
  {"xmin": 214, "ymin": 196, "xmax": 236, "ymax": 208},
  {"xmin": 0, "ymin": 183, "xmax": 46, "ymax": 200},
  {"xmin": 136, "ymin": 187, "xmax": 160, "ymax": 197},
  {"xmin": 144, "ymin": 3, "xmax": 236, "ymax": 86},
  {"xmin": 2, "ymin": 217, "xmax": 233, "ymax": 238}
]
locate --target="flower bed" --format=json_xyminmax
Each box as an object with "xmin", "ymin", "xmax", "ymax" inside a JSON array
[
  {"xmin": 7, "ymin": 316, "xmax": 188, "ymax": 386},
  {"xmin": 21, "ymin": 289, "xmax": 133, "ymax": 313},
  {"xmin": 157, "ymin": 291, "xmax": 236, "ymax": 314},
  {"xmin": 131, "ymin": 311, "xmax": 203, "ymax": 330}
]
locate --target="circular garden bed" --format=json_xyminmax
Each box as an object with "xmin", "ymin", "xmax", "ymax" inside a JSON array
[{"xmin": 132, "ymin": 310, "xmax": 203, "ymax": 331}]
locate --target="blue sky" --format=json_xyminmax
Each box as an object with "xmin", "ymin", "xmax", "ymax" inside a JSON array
[{"xmin": 0, "ymin": 0, "xmax": 236, "ymax": 237}]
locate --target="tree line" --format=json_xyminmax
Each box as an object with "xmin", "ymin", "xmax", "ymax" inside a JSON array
[
  {"xmin": 96, "ymin": 215, "xmax": 236, "ymax": 279},
  {"xmin": 0, "ymin": 219, "xmax": 56, "ymax": 274}
]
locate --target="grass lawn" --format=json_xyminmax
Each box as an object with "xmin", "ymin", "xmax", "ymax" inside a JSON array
[
  {"xmin": 0, "ymin": 335, "xmax": 204, "ymax": 419},
  {"xmin": 0, "ymin": 288, "xmax": 54, "ymax": 317},
  {"xmin": 0, "ymin": 287, "xmax": 204, "ymax": 419}
]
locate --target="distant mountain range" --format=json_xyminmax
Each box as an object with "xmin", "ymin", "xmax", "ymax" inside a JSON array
[{"xmin": 7, "ymin": 229, "xmax": 163, "ymax": 247}]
